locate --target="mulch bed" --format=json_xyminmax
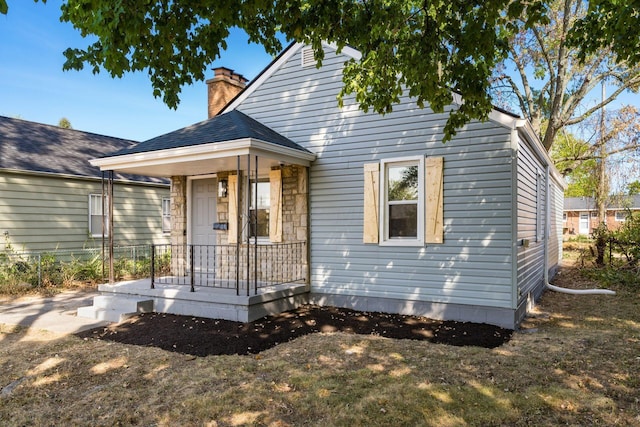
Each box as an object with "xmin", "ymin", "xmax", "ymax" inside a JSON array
[{"xmin": 76, "ymin": 305, "xmax": 513, "ymax": 356}]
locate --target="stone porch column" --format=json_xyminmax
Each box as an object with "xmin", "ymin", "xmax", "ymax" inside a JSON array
[{"xmin": 170, "ymin": 176, "xmax": 187, "ymax": 274}]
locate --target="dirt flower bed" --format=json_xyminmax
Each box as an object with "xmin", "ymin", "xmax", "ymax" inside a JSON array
[{"xmin": 76, "ymin": 304, "xmax": 513, "ymax": 356}]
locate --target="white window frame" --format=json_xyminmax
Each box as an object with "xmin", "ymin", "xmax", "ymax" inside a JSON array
[
  {"xmin": 89, "ymin": 194, "xmax": 108, "ymax": 237},
  {"xmin": 562, "ymin": 212, "xmax": 567, "ymax": 222},
  {"xmin": 590, "ymin": 211, "xmax": 598, "ymax": 218},
  {"xmin": 379, "ymin": 156, "xmax": 424, "ymax": 246},
  {"xmin": 615, "ymin": 211, "xmax": 627, "ymax": 222},
  {"xmin": 162, "ymin": 197, "xmax": 171, "ymax": 234}
]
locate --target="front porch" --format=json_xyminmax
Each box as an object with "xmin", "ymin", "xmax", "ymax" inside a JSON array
[
  {"xmin": 151, "ymin": 241, "xmax": 307, "ymax": 294},
  {"xmin": 82, "ymin": 110, "xmax": 316, "ymax": 323},
  {"xmin": 79, "ymin": 241, "xmax": 309, "ymax": 322},
  {"xmin": 94, "ymin": 277, "xmax": 309, "ymax": 323}
]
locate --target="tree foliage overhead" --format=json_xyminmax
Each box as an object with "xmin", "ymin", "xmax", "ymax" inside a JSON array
[
  {"xmin": 492, "ymin": 0, "xmax": 640, "ymax": 151},
  {"xmin": 2, "ymin": 1, "xmax": 638, "ymax": 146},
  {"xmin": 628, "ymin": 181, "xmax": 640, "ymax": 196},
  {"xmin": 551, "ymin": 105, "xmax": 640, "ymax": 206},
  {"xmin": 6, "ymin": 0, "xmax": 545, "ymax": 142},
  {"xmin": 570, "ymin": 0, "xmax": 640, "ymax": 66}
]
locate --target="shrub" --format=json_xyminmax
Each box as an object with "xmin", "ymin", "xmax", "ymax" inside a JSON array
[{"xmin": 611, "ymin": 210, "xmax": 640, "ymax": 267}]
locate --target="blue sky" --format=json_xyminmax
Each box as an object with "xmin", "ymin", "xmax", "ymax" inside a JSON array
[{"xmin": 0, "ymin": 1, "xmax": 279, "ymax": 141}]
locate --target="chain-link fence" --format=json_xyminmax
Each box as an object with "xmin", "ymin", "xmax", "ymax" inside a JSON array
[{"xmin": 0, "ymin": 244, "xmax": 152, "ymax": 289}]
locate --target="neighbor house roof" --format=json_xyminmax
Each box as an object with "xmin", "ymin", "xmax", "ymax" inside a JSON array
[
  {"xmin": 106, "ymin": 110, "xmax": 313, "ymax": 157},
  {"xmin": 0, "ymin": 115, "xmax": 166, "ymax": 184},
  {"xmin": 564, "ymin": 196, "xmax": 640, "ymax": 211}
]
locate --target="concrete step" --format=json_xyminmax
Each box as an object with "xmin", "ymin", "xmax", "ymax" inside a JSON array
[
  {"xmin": 92, "ymin": 295, "xmax": 153, "ymax": 313},
  {"xmin": 77, "ymin": 296, "xmax": 154, "ymax": 323}
]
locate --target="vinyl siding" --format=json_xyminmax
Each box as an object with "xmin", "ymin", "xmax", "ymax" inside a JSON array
[
  {"xmin": 548, "ymin": 176, "xmax": 564, "ymax": 275},
  {"xmin": 0, "ymin": 171, "xmax": 169, "ymax": 252},
  {"xmin": 237, "ymin": 46, "xmax": 516, "ymax": 310},
  {"xmin": 516, "ymin": 137, "xmax": 546, "ymax": 302}
]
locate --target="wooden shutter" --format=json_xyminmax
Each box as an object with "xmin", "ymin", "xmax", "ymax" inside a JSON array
[
  {"xmin": 425, "ymin": 157, "xmax": 444, "ymax": 244},
  {"xmin": 228, "ymin": 174, "xmax": 238, "ymax": 244},
  {"xmin": 363, "ymin": 162, "xmax": 380, "ymax": 243},
  {"xmin": 269, "ymin": 169, "xmax": 283, "ymax": 242}
]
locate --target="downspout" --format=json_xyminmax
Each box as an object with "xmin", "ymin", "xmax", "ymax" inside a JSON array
[{"xmin": 542, "ymin": 164, "xmax": 616, "ymax": 295}]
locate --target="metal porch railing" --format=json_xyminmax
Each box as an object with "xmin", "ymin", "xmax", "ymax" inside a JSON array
[{"xmin": 150, "ymin": 242, "xmax": 307, "ymax": 295}]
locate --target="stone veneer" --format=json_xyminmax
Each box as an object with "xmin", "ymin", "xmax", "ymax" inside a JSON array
[
  {"xmin": 167, "ymin": 166, "xmax": 309, "ymax": 283},
  {"xmin": 281, "ymin": 165, "xmax": 308, "ymax": 243},
  {"xmin": 170, "ymin": 176, "xmax": 187, "ymax": 274}
]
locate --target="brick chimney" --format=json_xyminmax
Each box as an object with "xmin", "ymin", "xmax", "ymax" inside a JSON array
[{"xmin": 206, "ymin": 67, "xmax": 248, "ymax": 118}]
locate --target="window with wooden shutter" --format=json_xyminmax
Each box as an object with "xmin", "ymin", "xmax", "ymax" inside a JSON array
[{"xmin": 365, "ymin": 156, "xmax": 444, "ymax": 246}]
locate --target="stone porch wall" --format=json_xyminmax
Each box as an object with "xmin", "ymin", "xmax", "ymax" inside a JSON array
[
  {"xmin": 214, "ymin": 165, "xmax": 309, "ymax": 282},
  {"xmin": 166, "ymin": 167, "xmax": 309, "ymax": 282}
]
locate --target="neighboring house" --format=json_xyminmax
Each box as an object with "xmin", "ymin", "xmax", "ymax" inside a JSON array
[
  {"xmin": 0, "ymin": 116, "xmax": 170, "ymax": 253},
  {"xmin": 87, "ymin": 44, "xmax": 565, "ymax": 329},
  {"xmin": 563, "ymin": 195, "xmax": 640, "ymax": 236}
]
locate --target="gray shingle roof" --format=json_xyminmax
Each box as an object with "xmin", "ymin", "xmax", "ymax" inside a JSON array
[
  {"xmin": 107, "ymin": 110, "xmax": 312, "ymax": 157},
  {"xmin": 564, "ymin": 195, "xmax": 640, "ymax": 210},
  {"xmin": 0, "ymin": 116, "xmax": 166, "ymax": 184}
]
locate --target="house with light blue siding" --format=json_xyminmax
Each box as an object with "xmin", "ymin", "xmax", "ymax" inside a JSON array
[
  {"xmin": 0, "ymin": 116, "xmax": 170, "ymax": 253},
  {"xmin": 87, "ymin": 43, "xmax": 565, "ymax": 329}
]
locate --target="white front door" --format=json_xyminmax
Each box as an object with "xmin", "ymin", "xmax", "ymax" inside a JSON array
[
  {"xmin": 579, "ymin": 213, "xmax": 589, "ymax": 235},
  {"xmin": 192, "ymin": 178, "xmax": 217, "ymax": 246}
]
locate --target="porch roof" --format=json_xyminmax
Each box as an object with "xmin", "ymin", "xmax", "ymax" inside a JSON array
[{"xmin": 90, "ymin": 110, "xmax": 316, "ymax": 177}]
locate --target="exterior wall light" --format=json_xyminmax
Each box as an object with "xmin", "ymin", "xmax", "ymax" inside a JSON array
[{"xmin": 218, "ymin": 179, "xmax": 228, "ymax": 198}]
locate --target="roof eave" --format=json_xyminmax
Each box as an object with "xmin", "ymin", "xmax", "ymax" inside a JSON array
[{"xmin": 90, "ymin": 138, "xmax": 316, "ymax": 173}]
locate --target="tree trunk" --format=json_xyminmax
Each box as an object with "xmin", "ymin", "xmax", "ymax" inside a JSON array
[{"xmin": 594, "ymin": 88, "xmax": 609, "ymax": 267}]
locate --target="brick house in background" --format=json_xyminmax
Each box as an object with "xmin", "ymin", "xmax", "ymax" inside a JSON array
[{"xmin": 563, "ymin": 195, "xmax": 640, "ymax": 236}]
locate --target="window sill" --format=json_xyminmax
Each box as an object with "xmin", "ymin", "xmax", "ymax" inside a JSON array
[{"xmin": 379, "ymin": 239, "xmax": 424, "ymax": 247}]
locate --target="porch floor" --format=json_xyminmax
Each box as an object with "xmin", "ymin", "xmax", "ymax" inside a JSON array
[{"xmin": 92, "ymin": 278, "xmax": 310, "ymax": 323}]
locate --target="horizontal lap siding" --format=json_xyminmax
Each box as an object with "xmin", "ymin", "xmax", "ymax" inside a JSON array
[
  {"xmin": 0, "ymin": 172, "xmax": 169, "ymax": 252},
  {"xmin": 516, "ymin": 139, "xmax": 545, "ymax": 302},
  {"xmin": 548, "ymin": 178, "xmax": 564, "ymax": 275},
  {"xmin": 238, "ymin": 47, "xmax": 515, "ymax": 309}
]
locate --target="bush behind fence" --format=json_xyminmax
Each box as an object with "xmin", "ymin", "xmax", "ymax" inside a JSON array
[{"xmin": 0, "ymin": 244, "xmax": 153, "ymax": 292}]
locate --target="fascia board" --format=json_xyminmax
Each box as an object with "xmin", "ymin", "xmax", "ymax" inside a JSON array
[
  {"xmin": 90, "ymin": 138, "xmax": 315, "ymax": 171},
  {"xmin": 222, "ymin": 43, "xmax": 306, "ymax": 114},
  {"xmin": 222, "ymin": 42, "xmax": 361, "ymax": 114},
  {"xmin": 515, "ymin": 121, "xmax": 567, "ymax": 189}
]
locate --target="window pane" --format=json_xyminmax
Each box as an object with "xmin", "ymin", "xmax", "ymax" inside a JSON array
[
  {"xmin": 388, "ymin": 165, "xmax": 418, "ymax": 201},
  {"xmin": 389, "ymin": 204, "xmax": 417, "ymax": 238},
  {"xmin": 251, "ymin": 181, "xmax": 270, "ymax": 209},
  {"xmin": 249, "ymin": 180, "xmax": 270, "ymax": 237},
  {"xmin": 90, "ymin": 195, "xmax": 103, "ymax": 215},
  {"xmin": 90, "ymin": 214, "xmax": 102, "ymax": 235}
]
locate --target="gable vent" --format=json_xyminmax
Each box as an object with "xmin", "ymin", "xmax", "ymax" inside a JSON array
[{"xmin": 301, "ymin": 47, "xmax": 315, "ymax": 68}]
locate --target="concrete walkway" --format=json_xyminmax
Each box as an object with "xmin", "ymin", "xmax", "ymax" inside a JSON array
[{"xmin": 0, "ymin": 290, "xmax": 111, "ymax": 335}]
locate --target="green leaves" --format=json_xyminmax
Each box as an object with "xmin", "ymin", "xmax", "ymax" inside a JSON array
[
  {"xmin": 35, "ymin": 1, "xmax": 549, "ymax": 139},
  {"xmin": 569, "ymin": 0, "xmax": 640, "ymax": 64}
]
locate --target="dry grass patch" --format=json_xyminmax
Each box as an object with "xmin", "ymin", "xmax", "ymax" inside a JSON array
[{"xmin": 1, "ymin": 262, "xmax": 639, "ymax": 426}]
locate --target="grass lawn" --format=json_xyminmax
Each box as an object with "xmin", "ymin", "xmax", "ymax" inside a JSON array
[{"xmin": 1, "ymin": 261, "xmax": 638, "ymax": 426}]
